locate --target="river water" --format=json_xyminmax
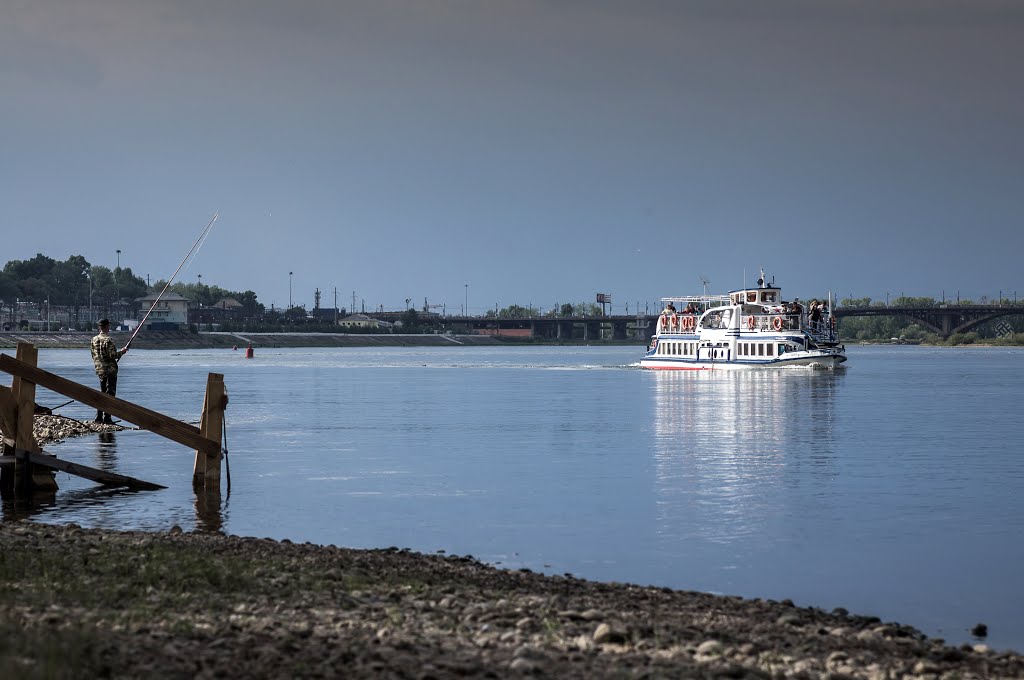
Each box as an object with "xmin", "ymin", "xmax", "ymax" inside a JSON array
[{"xmin": 7, "ymin": 344, "xmax": 1024, "ymax": 651}]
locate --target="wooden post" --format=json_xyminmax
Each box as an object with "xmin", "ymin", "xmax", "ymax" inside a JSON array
[
  {"xmin": 9, "ymin": 342, "xmax": 57, "ymax": 492},
  {"xmin": 192, "ymin": 373, "xmax": 226, "ymax": 491}
]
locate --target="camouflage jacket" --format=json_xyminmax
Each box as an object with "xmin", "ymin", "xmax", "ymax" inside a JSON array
[{"xmin": 90, "ymin": 333, "xmax": 124, "ymax": 377}]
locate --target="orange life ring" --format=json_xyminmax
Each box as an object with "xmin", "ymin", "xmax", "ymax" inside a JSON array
[
  {"xmin": 772, "ymin": 316, "xmax": 783, "ymax": 331},
  {"xmin": 660, "ymin": 313, "xmax": 668, "ymax": 331},
  {"xmin": 747, "ymin": 315, "xmax": 756, "ymax": 330},
  {"xmin": 686, "ymin": 316, "xmax": 695, "ymax": 331}
]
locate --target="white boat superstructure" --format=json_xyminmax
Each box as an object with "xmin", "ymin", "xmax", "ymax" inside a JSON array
[{"xmin": 640, "ymin": 270, "xmax": 846, "ymax": 370}]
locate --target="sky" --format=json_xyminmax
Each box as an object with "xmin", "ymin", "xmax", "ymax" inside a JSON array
[{"xmin": 3, "ymin": 0, "xmax": 1022, "ymax": 314}]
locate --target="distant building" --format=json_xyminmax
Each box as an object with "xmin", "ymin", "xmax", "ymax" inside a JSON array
[
  {"xmin": 212, "ymin": 297, "xmax": 245, "ymax": 320},
  {"xmin": 339, "ymin": 313, "xmax": 380, "ymax": 329},
  {"xmin": 135, "ymin": 292, "xmax": 189, "ymax": 330},
  {"xmin": 311, "ymin": 306, "xmax": 344, "ymax": 323}
]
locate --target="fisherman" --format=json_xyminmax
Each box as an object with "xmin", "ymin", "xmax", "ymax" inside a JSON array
[{"xmin": 90, "ymin": 318, "xmax": 129, "ymax": 424}]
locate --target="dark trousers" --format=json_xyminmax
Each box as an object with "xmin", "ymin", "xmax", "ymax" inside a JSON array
[{"xmin": 97, "ymin": 372, "xmax": 118, "ymax": 421}]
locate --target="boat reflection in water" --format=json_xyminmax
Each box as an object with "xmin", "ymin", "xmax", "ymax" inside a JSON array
[{"xmin": 646, "ymin": 368, "xmax": 844, "ymax": 595}]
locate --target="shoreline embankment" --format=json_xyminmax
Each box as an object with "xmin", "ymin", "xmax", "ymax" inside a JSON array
[{"xmin": 0, "ymin": 331, "xmax": 644, "ymax": 351}]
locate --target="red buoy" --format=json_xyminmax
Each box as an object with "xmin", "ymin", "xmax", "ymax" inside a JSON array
[{"xmin": 245, "ymin": 343, "xmax": 254, "ymax": 359}]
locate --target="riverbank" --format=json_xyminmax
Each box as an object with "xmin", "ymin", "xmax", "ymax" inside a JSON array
[
  {"xmin": 0, "ymin": 331, "xmax": 640, "ymax": 350},
  {"xmin": 2, "ymin": 520, "xmax": 1021, "ymax": 679}
]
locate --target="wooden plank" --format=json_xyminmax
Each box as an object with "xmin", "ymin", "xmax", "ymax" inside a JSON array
[
  {"xmin": 193, "ymin": 373, "xmax": 226, "ymax": 489},
  {"xmin": 0, "ymin": 353, "xmax": 220, "ymax": 456},
  {"xmin": 12, "ymin": 343, "xmax": 39, "ymax": 455},
  {"xmin": 9, "ymin": 343, "xmax": 58, "ymax": 491},
  {"xmin": 15, "ymin": 448, "xmax": 166, "ymax": 490}
]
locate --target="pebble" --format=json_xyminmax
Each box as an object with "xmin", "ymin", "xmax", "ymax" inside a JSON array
[
  {"xmin": 593, "ymin": 623, "xmax": 627, "ymax": 645},
  {"xmin": 696, "ymin": 640, "xmax": 723, "ymax": 656},
  {"xmin": 508, "ymin": 657, "xmax": 536, "ymax": 672}
]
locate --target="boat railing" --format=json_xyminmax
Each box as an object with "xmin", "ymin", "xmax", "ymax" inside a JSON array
[
  {"xmin": 743, "ymin": 312, "xmax": 802, "ymax": 332},
  {"xmin": 656, "ymin": 312, "xmax": 699, "ymax": 334},
  {"xmin": 660, "ymin": 295, "xmax": 731, "ymax": 307},
  {"xmin": 804, "ymin": 321, "xmax": 839, "ymax": 344}
]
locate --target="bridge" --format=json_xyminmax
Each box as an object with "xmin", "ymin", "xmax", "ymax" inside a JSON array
[
  {"xmin": 833, "ymin": 305, "xmax": 1022, "ymax": 338},
  {"xmin": 368, "ymin": 304, "xmax": 1022, "ymax": 341}
]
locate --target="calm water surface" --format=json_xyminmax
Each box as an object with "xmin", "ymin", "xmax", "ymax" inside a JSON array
[{"xmin": 9, "ymin": 344, "xmax": 1024, "ymax": 651}]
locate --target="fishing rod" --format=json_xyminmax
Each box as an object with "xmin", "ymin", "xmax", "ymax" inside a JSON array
[{"xmin": 125, "ymin": 211, "xmax": 219, "ymax": 350}]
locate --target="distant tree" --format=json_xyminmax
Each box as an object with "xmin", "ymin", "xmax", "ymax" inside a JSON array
[
  {"xmin": 559, "ymin": 303, "xmax": 575, "ymax": 317},
  {"xmin": 236, "ymin": 290, "xmax": 263, "ymax": 316},
  {"xmin": 0, "ymin": 271, "xmax": 17, "ymax": 301},
  {"xmin": 4, "ymin": 254, "xmax": 58, "ymax": 302},
  {"xmin": 401, "ymin": 308, "xmax": 421, "ymax": 331},
  {"xmin": 283, "ymin": 305, "xmax": 307, "ymax": 323},
  {"xmin": 891, "ymin": 296, "xmax": 936, "ymax": 307},
  {"xmin": 499, "ymin": 304, "xmax": 533, "ymax": 318}
]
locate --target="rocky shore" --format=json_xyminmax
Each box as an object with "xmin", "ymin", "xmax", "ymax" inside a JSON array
[
  {"xmin": 2, "ymin": 521, "xmax": 1022, "ymax": 680},
  {"xmin": 3, "ymin": 418, "xmax": 1022, "ymax": 678}
]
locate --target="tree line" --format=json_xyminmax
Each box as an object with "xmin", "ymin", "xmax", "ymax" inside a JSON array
[
  {"xmin": 0, "ymin": 254, "xmax": 263, "ymax": 319},
  {"xmin": 837, "ymin": 296, "xmax": 1024, "ymax": 345}
]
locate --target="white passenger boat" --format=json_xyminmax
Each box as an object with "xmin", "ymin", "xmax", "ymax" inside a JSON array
[{"xmin": 640, "ymin": 271, "xmax": 847, "ymax": 370}]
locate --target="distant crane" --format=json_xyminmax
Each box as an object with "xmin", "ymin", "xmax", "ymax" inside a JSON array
[{"xmin": 422, "ymin": 297, "xmax": 444, "ymax": 315}]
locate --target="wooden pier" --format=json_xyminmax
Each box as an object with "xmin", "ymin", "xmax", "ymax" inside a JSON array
[{"xmin": 0, "ymin": 342, "xmax": 226, "ymax": 496}]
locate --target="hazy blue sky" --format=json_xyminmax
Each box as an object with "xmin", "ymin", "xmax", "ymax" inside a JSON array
[{"xmin": 4, "ymin": 0, "xmax": 1022, "ymax": 313}]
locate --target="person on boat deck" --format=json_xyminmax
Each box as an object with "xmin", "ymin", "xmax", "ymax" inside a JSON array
[
  {"xmin": 684, "ymin": 302, "xmax": 697, "ymax": 314},
  {"xmin": 663, "ymin": 302, "xmax": 676, "ymax": 314},
  {"xmin": 792, "ymin": 299, "xmax": 804, "ymax": 329},
  {"xmin": 90, "ymin": 318, "xmax": 129, "ymax": 424},
  {"xmin": 809, "ymin": 301, "xmax": 823, "ymax": 330}
]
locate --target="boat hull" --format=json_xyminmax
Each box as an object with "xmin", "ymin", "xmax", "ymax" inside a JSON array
[{"xmin": 640, "ymin": 351, "xmax": 846, "ymax": 370}]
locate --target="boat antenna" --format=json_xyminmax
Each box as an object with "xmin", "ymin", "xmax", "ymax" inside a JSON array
[
  {"xmin": 125, "ymin": 211, "xmax": 220, "ymax": 350},
  {"xmin": 699, "ymin": 275, "xmax": 710, "ymax": 297}
]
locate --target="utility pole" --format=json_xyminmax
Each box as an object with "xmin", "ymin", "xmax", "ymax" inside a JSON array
[{"xmin": 115, "ymin": 249, "xmax": 121, "ymax": 320}]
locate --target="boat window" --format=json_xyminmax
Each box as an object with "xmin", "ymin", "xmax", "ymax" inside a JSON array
[
  {"xmin": 766, "ymin": 343, "xmax": 774, "ymax": 356},
  {"xmin": 757, "ymin": 344, "xmax": 764, "ymax": 356},
  {"xmin": 778, "ymin": 344, "xmax": 786, "ymax": 355},
  {"xmin": 747, "ymin": 291, "xmax": 757, "ymax": 303},
  {"xmin": 761, "ymin": 291, "xmax": 777, "ymax": 303},
  {"xmin": 719, "ymin": 310, "xmax": 732, "ymax": 328}
]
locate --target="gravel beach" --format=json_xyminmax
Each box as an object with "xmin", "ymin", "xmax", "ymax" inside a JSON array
[{"xmin": 2, "ymin": 417, "xmax": 1022, "ymax": 678}]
